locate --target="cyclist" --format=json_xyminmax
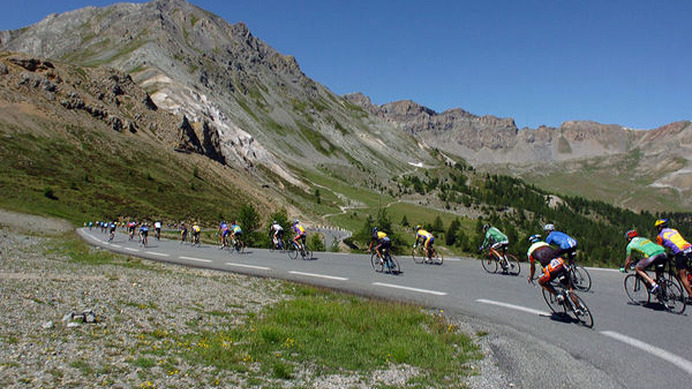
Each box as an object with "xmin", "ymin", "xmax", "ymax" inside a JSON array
[
  {"xmin": 269, "ymin": 221, "xmax": 284, "ymax": 249},
  {"xmin": 526, "ymin": 234, "xmax": 572, "ymax": 303},
  {"xmin": 368, "ymin": 227, "xmax": 392, "ymax": 266},
  {"xmin": 413, "ymin": 225, "xmax": 435, "ymax": 261},
  {"xmin": 154, "ymin": 221, "xmax": 162, "ymax": 240},
  {"xmin": 139, "ymin": 223, "xmax": 149, "ymax": 246},
  {"xmin": 191, "ymin": 222, "xmax": 201, "ymax": 245},
  {"xmin": 544, "ymin": 224, "xmax": 578, "ymax": 263},
  {"xmin": 218, "ymin": 221, "xmax": 230, "ymax": 248},
  {"xmin": 655, "ymin": 219, "xmax": 692, "ymax": 299},
  {"xmin": 128, "ymin": 221, "xmax": 137, "ymax": 240},
  {"xmin": 179, "ymin": 222, "xmax": 188, "ymax": 244},
  {"xmin": 230, "ymin": 220, "xmax": 243, "ymax": 249},
  {"xmin": 292, "ymin": 219, "xmax": 307, "ymax": 251},
  {"xmin": 479, "ymin": 224, "xmax": 509, "ymax": 266},
  {"xmin": 622, "ymin": 230, "xmax": 667, "ymax": 294},
  {"xmin": 108, "ymin": 221, "xmax": 117, "ymax": 242}
]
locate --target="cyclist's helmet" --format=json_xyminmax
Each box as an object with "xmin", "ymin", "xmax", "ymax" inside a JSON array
[
  {"xmin": 273, "ymin": 220, "xmax": 278, "ymax": 224},
  {"xmin": 372, "ymin": 227, "xmax": 378, "ymax": 234},
  {"xmin": 415, "ymin": 225, "xmax": 422, "ymax": 231},
  {"xmin": 543, "ymin": 223, "xmax": 555, "ymax": 232},
  {"xmin": 654, "ymin": 219, "xmax": 668, "ymax": 229},
  {"xmin": 625, "ymin": 230, "xmax": 638, "ymax": 240},
  {"xmin": 293, "ymin": 219, "xmax": 299, "ymax": 225},
  {"xmin": 528, "ymin": 234, "xmax": 541, "ymax": 244},
  {"xmin": 181, "ymin": 222, "xmax": 185, "ymax": 225},
  {"xmin": 483, "ymin": 224, "xmax": 490, "ymax": 232}
]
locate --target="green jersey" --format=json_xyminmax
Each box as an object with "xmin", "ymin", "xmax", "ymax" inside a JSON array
[
  {"xmin": 626, "ymin": 237, "xmax": 665, "ymax": 259},
  {"xmin": 482, "ymin": 227, "xmax": 508, "ymax": 248}
]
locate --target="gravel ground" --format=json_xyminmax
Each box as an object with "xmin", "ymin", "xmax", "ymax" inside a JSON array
[{"xmin": 2, "ymin": 210, "xmax": 617, "ymax": 388}]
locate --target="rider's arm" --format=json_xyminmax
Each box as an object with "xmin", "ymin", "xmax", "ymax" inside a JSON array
[{"xmin": 528, "ymin": 259, "xmax": 536, "ymax": 281}]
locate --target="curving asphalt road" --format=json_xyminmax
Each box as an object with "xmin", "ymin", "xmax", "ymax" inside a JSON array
[{"xmin": 79, "ymin": 228, "xmax": 692, "ymax": 389}]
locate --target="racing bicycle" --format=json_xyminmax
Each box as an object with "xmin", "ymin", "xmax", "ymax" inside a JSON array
[
  {"xmin": 480, "ymin": 247, "xmax": 520, "ymax": 276},
  {"xmin": 288, "ymin": 240, "xmax": 312, "ymax": 260},
  {"xmin": 269, "ymin": 235, "xmax": 285, "ymax": 251},
  {"xmin": 230, "ymin": 237, "xmax": 245, "ymax": 254},
  {"xmin": 534, "ymin": 272, "xmax": 594, "ymax": 328},
  {"xmin": 564, "ymin": 254, "xmax": 592, "ymax": 292},
  {"xmin": 371, "ymin": 248, "xmax": 400, "ymax": 274},
  {"xmin": 411, "ymin": 245, "xmax": 443, "ymax": 265},
  {"xmin": 623, "ymin": 260, "xmax": 685, "ymax": 314}
]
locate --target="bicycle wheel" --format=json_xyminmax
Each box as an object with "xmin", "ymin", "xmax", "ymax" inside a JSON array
[
  {"xmin": 412, "ymin": 248, "xmax": 425, "ymax": 264},
  {"xmin": 624, "ymin": 274, "xmax": 650, "ymax": 305},
  {"xmin": 659, "ymin": 279, "xmax": 686, "ymax": 314},
  {"xmin": 481, "ymin": 255, "xmax": 498, "ymax": 273},
  {"xmin": 300, "ymin": 246, "xmax": 311, "ymax": 260},
  {"xmin": 569, "ymin": 292, "xmax": 594, "ymax": 328},
  {"xmin": 371, "ymin": 253, "xmax": 384, "ymax": 272},
  {"xmin": 570, "ymin": 265, "xmax": 592, "ymax": 292},
  {"xmin": 287, "ymin": 244, "xmax": 299, "ymax": 260},
  {"xmin": 542, "ymin": 287, "xmax": 565, "ymax": 314},
  {"xmin": 504, "ymin": 254, "xmax": 520, "ymax": 276},
  {"xmin": 431, "ymin": 250, "xmax": 443, "ymax": 265},
  {"xmin": 387, "ymin": 255, "xmax": 401, "ymax": 274}
]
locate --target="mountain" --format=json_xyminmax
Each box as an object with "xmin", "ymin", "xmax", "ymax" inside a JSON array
[
  {"xmin": 345, "ymin": 94, "xmax": 692, "ymax": 211},
  {"xmin": 0, "ymin": 51, "xmax": 296, "ymax": 222},
  {"xmin": 0, "ymin": 0, "xmax": 434, "ymax": 189},
  {"xmin": 0, "ymin": 0, "xmax": 689, "ymax": 214}
]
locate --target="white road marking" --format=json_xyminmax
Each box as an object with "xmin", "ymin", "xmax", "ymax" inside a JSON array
[
  {"xmin": 373, "ymin": 282, "xmax": 447, "ymax": 296},
  {"xmin": 226, "ymin": 263, "xmax": 271, "ymax": 271},
  {"xmin": 111, "ymin": 244, "xmax": 121, "ymax": 248},
  {"xmin": 145, "ymin": 251, "xmax": 170, "ymax": 257},
  {"xmin": 289, "ymin": 271, "xmax": 348, "ymax": 281},
  {"xmin": 601, "ymin": 331, "xmax": 692, "ymax": 376},
  {"xmin": 587, "ymin": 267, "xmax": 620, "ymax": 273},
  {"xmin": 180, "ymin": 256, "xmax": 212, "ymax": 263},
  {"xmin": 123, "ymin": 247, "xmax": 139, "ymax": 252},
  {"xmin": 476, "ymin": 299, "xmax": 551, "ymax": 316}
]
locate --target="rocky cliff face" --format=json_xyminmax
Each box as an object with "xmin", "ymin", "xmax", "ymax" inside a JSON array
[{"xmin": 344, "ymin": 93, "xmax": 647, "ymax": 164}]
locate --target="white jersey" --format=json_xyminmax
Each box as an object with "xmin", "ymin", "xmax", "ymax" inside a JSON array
[{"xmin": 154, "ymin": 222, "xmax": 162, "ymax": 229}]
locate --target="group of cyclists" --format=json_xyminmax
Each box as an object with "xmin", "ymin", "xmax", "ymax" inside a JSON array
[
  {"xmin": 177, "ymin": 221, "xmax": 202, "ymax": 245},
  {"xmin": 484, "ymin": 218, "xmax": 692, "ymax": 307},
  {"xmin": 178, "ymin": 218, "xmax": 310, "ymax": 254},
  {"xmin": 367, "ymin": 224, "xmax": 437, "ymax": 268},
  {"xmin": 367, "ymin": 216, "xmax": 692, "ymax": 313},
  {"xmin": 268, "ymin": 219, "xmax": 308, "ymax": 253},
  {"xmin": 623, "ymin": 219, "xmax": 692, "ymax": 300},
  {"xmin": 89, "ymin": 219, "xmax": 164, "ymax": 246},
  {"xmin": 94, "ymin": 212, "xmax": 692, "ymax": 309}
]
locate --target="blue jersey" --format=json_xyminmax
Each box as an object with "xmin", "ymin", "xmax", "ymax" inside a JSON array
[{"xmin": 545, "ymin": 231, "xmax": 577, "ymax": 250}]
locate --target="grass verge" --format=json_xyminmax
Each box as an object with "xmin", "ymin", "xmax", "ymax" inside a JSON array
[{"xmin": 165, "ymin": 285, "xmax": 481, "ymax": 387}]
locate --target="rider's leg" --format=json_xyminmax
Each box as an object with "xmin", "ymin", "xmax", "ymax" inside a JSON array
[
  {"xmin": 678, "ymin": 268, "xmax": 692, "ymax": 298},
  {"xmin": 538, "ymin": 272, "xmax": 558, "ymax": 296},
  {"xmin": 635, "ymin": 256, "xmax": 660, "ymax": 290},
  {"xmin": 674, "ymin": 254, "xmax": 692, "ymax": 298}
]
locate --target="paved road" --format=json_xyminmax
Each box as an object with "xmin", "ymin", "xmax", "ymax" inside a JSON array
[{"xmin": 79, "ymin": 229, "xmax": 692, "ymax": 388}]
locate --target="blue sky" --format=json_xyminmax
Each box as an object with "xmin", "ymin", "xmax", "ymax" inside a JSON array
[{"xmin": 1, "ymin": 0, "xmax": 690, "ymax": 129}]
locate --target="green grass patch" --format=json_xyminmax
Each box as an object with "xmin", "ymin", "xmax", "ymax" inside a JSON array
[{"xmin": 177, "ymin": 285, "xmax": 480, "ymax": 386}]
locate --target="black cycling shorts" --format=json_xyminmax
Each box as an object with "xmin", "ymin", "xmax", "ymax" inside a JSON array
[{"xmin": 674, "ymin": 251, "xmax": 692, "ymax": 271}]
